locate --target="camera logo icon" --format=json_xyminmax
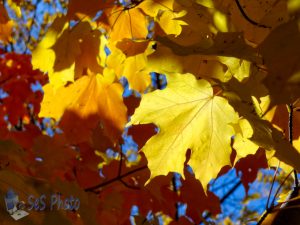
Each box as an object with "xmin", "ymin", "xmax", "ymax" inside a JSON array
[{"xmin": 4, "ymin": 189, "xmax": 29, "ymax": 220}]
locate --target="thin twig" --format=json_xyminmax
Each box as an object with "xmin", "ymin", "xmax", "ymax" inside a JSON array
[
  {"xmin": 116, "ymin": 145, "xmax": 141, "ymax": 190},
  {"xmin": 84, "ymin": 165, "xmax": 147, "ymax": 192},
  {"xmin": 257, "ymin": 103, "xmax": 300, "ymax": 224},
  {"xmin": 234, "ymin": 0, "xmax": 271, "ymax": 28},
  {"xmin": 270, "ymin": 170, "xmax": 294, "ymax": 208},
  {"xmin": 288, "ymin": 104, "xmax": 299, "ymax": 187},
  {"xmin": 220, "ymin": 180, "xmax": 242, "ymax": 204},
  {"xmin": 266, "ymin": 161, "xmax": 280, "ymax": 209},
  {"xmin": 172, "ymin": 174, "xmax": 180, "ymax": 221},
  {"xmin": 201, "ymin": 180, "xmax": 242, "ymax": 224}
]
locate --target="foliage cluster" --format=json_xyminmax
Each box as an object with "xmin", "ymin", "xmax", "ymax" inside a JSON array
[{"xmin": 1, "ymin": 0, "xmax": 300, "ymax": 224}]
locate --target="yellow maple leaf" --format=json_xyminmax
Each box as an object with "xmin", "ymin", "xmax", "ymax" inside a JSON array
[
  {"xmin": 138, "ymin": 0, "xmax": 187, "ymax": 36},
  {"xmin": 106, "ymin": 6, "xmax": 148, "ymax": 41},
  {"xmin": 138, "ymin": 0, "xmax": 175, "ymax": 18},
  {"xmin": 39, "ymin": 69, "xmax": 127, "ymax": 140},
  {"xmin": 32, "ymin": 16, "xmax": 103, "ymax": 89},
  {"xmin": 233, "ymin": 118, "xmax": 259, "ymax": 164},
  {"xmin": 107, "ymin": 40, "xmax": 155, "ymax": 92},
  {"xmin": 32, "ymin": 16, "xmax": 69, "ymax": 88},
  {"xmin": 157, "ymin": 10, "xmax": 187, "ymax": 36},
  {"xmin": 128, "ymin": 73, "xmax": 239, "ymax": 191}
]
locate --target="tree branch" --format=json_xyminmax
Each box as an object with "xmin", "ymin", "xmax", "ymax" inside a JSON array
[
  {"xmin": 201, "ymin": 180, "xmax": 242, "ymax": 224},
  {"xmin": 257, "ymin": 104, "xmax": 299, "ymax": 224},
  {"xmin": 172, "ymin": 174, "xmax": 180, "ymax": 221},
  {"xmin": 84, "ymin": 165, "xmax": 148, "ymax": 192},
  {"xmin": 288, "ymin": 104, "xmax": 299, "ymax": 187}
]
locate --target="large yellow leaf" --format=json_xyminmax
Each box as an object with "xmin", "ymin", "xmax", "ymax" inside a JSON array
[
  {"xmin": 39, "ymin": 69, "xmax": 127, "ymax": 140},
  {"xmin": 128, "ymin": 73, "xmax": 239, "ymax": 191}
]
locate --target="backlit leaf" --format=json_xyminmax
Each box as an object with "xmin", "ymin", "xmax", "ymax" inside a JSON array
[{"xmin": 128, "ymin": 73, "xmax": 239, "ymax": 191}]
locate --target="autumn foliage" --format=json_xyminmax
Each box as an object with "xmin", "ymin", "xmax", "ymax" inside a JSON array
[{"xmin": 1, "ymin": 0, "xmax": 300, "ymax": 224}]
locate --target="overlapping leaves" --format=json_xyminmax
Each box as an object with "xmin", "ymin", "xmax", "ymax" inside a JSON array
[{"xmin": 1, "ymin": 0, "xmax": 300, "ymax": 224}]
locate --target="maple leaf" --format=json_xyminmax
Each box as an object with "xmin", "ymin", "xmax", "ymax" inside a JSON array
[
  {"xmin": 123, "ymin": 94, "xmax": 141, "ymax": 116},
  {"xmin": 155, "ymin": 31, "xmax": 260, "ymax": 63},
  {"xmin": 116, "ymin": 38, "xmax": 150, "ymax": 57},
  {"xmin": 137, "ymin": 0, "xmax": 175, "ymax": 18},
  {"xmin": 104, "ymin": 5, "xmax": 149, "ymax": 41},
  {"xmin": 225, "ymin": 92, "xmax": 300, "ymax": 173},
  {"xmin": 128, "ymin": 124, "xmax": 157, "ymax": 148},
  {"xmin": 128, "ymin": 73, "xmax": 239, "ymax": 191},
  {"xmin": 156, "ymin": 10, "xmax": 187, "ymax": 36},
  {"xmin": 107, "ymin": 41, "xmax": 155, "ymax": 92},
  {"xmin": 213, "ymin": 0, "xmax": 289, "ymax": 44},
  {"xmin": 39, "ymin": 69, "xmax": 127, "ymax": 142},
  {"xmin": 234, "ymin": 149, "xmax": 267, "ymax": 192},
  {"xmin": 161, "ymin": 0, "xmax": 214, "ymax": 47},
  {"xmin": 5, "ymin": 0, "xmax": 300, "ymax": 223},
  {"xmin": 32, "ymin": 17, "xmax": 103, "ymax": 89},
  {"xmin": 180, "ymin": 170, "xmax": 221, "ymax": 223},
  {"xmin": 0, "ymin": 53, "xmax": 45, "ymax": 127},
  {"xmin": 248, "ymin": 118, "xmax": 300, "ymax": 172},
  {"xmin": 232, "ymin": 118, "xmax": 259, "ymax": 163}
]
